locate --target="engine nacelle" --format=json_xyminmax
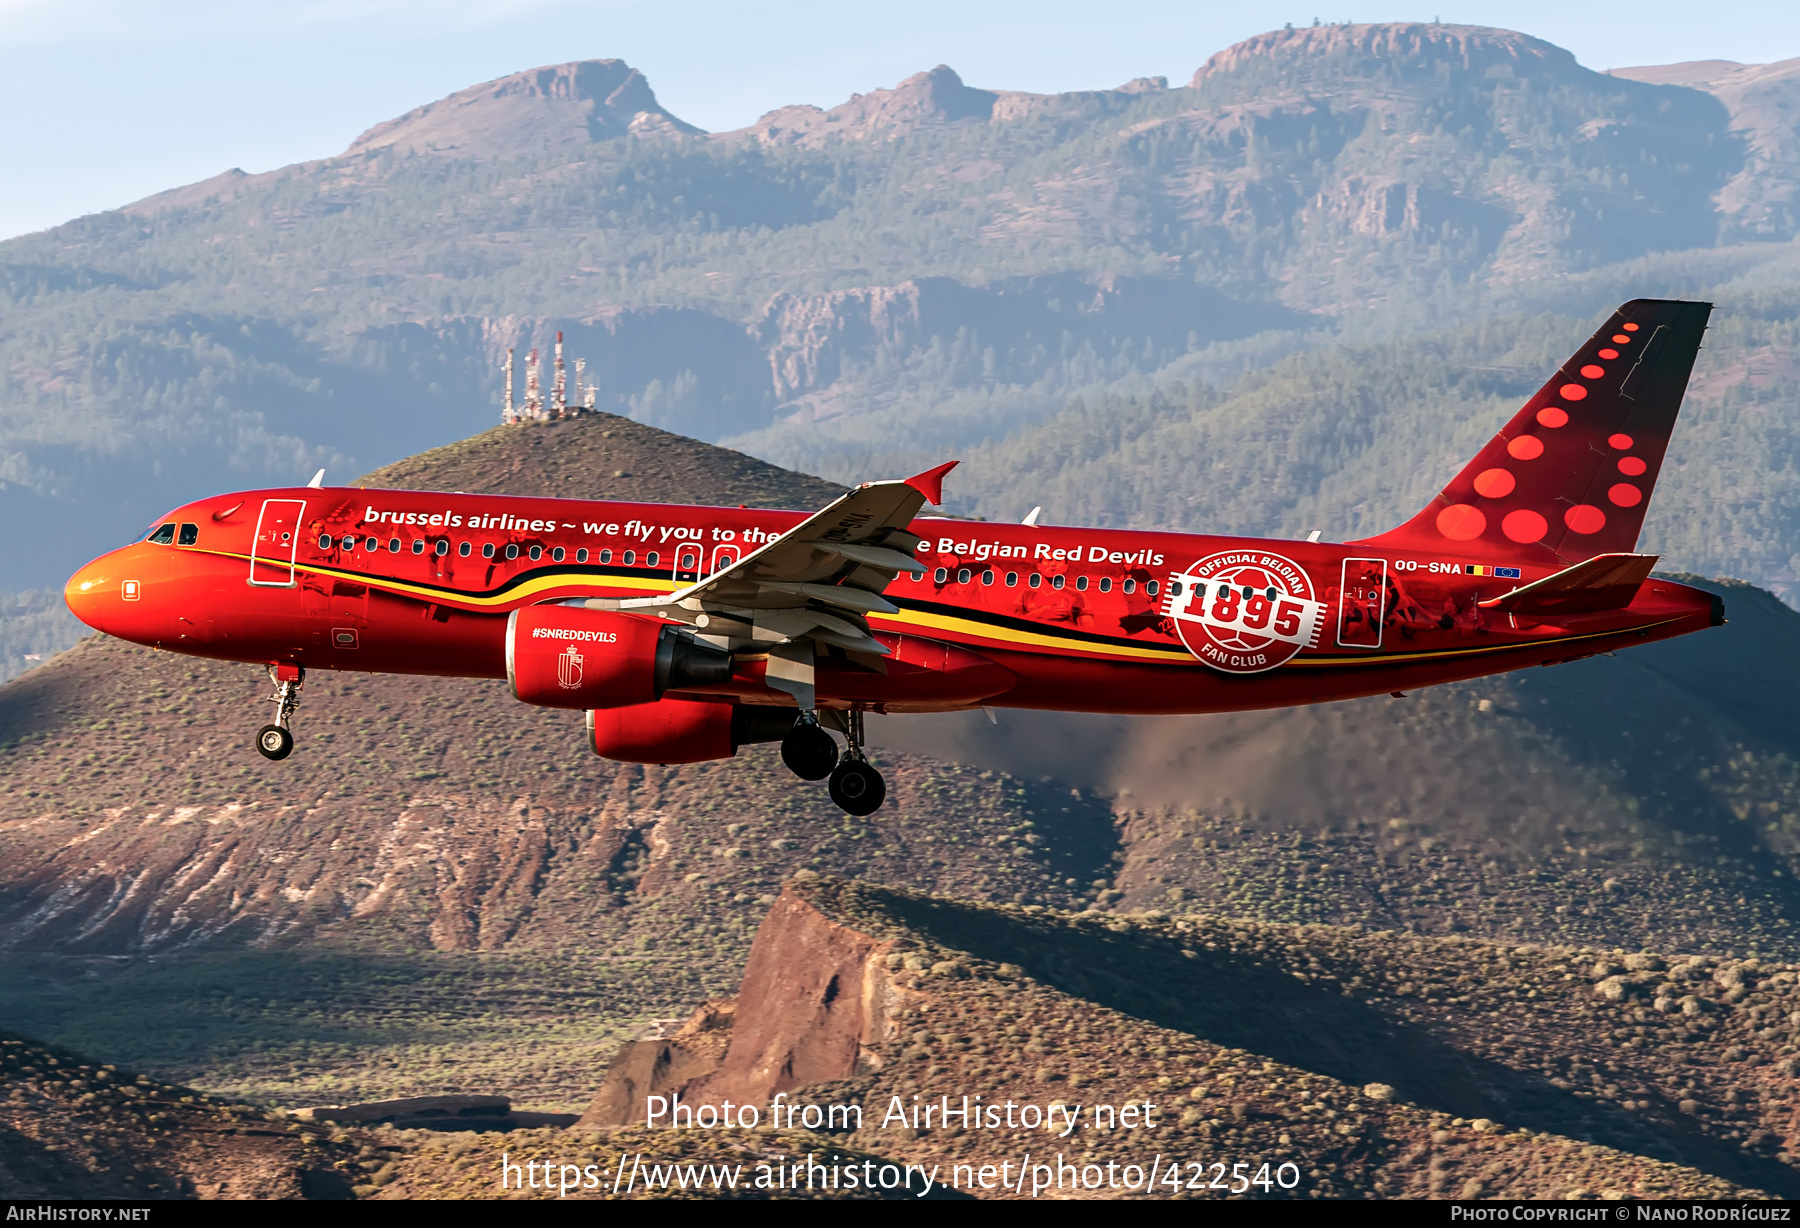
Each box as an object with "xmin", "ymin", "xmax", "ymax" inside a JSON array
[
  {"xmin": 587, "ymin": 698, "xmax": 798, "ymax": 764},
  {"xmin": 506, "ymin": 605, "xmax": 732, "ymax": 710}
]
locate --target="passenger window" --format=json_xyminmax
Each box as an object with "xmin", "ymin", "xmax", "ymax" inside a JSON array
[
  {"xmin": 148, "ymin": 523, "xmax": 176, "ymax": 544},
  {"xmin": 179, "ymin": 523, "xmax": 199, "ymax": 546},
  {"xmin": 435, "ymin": 540, "xmax": 449, "ymax": 557},
  {"xmin": 600, "ymin": 549, "xmax": 613, "ymax": 564},
  {"xmin": 506, "ymin": 544, "xmax": 519, "ymax": 560},
  {"xmin": 412, "ymin": 540, "xmax": 424, "ymax": 555},
  {"xmin": 646, "ymin": 551, "xmax": 659, "ymax": 567},
  {"xmin": 317, "ymin": 533, "xmax": 332, "ymax": 550},
  {"xmin": 1168, "ymin": 580, "xmax": 1181, "ymax": 596},
  {"xmin": 981, "ymin": 570, "xmax": 994, "ymax": 585},
  {"xmin": 366, "ymin": 537, "xmax": 380, "ymax": 551},
  {"xmin": 1123, "ymin": 578, "xmax": 1136, "ymax": 594},
  {"xmin": 1098, "ymin": 576, "xmax": 1112, "ymax": 593},
  {"xmin": 529, "ymin": 545, "xmax": 543, "ymax": 561},
  {"xmin": 388, "ymin": 538, "xmax": 401, "ymax": 553},
  {"xmin": 576, "ymin": 548, "xmax": 588, "ymax": 563},
  {"xmin": 956, "ymin": 568, "xmax": 971, "ymax": 584},
  {"xmin": 1051, "ymin": 574, "xmax": 1066, "ymax": 590},
  {"xmin": 482, "ymin": 543, "xmax": 494, "ymax": 558},
  {"xmin": 934, "ymin": 567, "xmax": 948, "ymax": 583},
  {"xmin": 910, "ymin": 570, "xmax": 923, "ymax": 581},
  {"xmin": 623, "ymin": 550, "xmax": 636, "ymax": 566},
  {"xmin": 1029, "ymin": 573, "xmax": 1042, "ymax": 589},
  {"xmin": 340, "ymin": 535, "xmax": 356, "ymax": 551},
  {"xmin": 1005, "ymin": 571, "xmax": 1018, "ymax": 587},
  {"xmin": 1146, "ymin": 580, "xmax": 1160, "ymax": 597},
  {"xmin": 552, "ymin": 547, "xmax": 565, "ymax": 562},
  {"xmin": 458, "ymin": 541, "xmax": 471, "ymax": 557},
  {"xmin": 1075, "ymin": 576, "xmax": 1089, "ymax": 591}
]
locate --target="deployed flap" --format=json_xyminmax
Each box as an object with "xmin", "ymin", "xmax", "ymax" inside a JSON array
[
  {"xmin": 1476, "ymin": 552, "xmax": 1659, "ymax": 617},
  {"xmin": 618, "ymin": 470, "xmax": 949, "ymax": 643}
]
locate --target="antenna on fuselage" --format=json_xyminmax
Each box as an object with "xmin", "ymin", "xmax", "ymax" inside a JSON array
[
  {"xmin": 307, "ymin": 469, "xmax": 325, "ymax": 488},
  {"xmin": 1022, "ymin": 506, "xmax": 1042, "ymax": 526}
]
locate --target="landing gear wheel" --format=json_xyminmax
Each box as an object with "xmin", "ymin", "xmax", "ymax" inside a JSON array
[
  {"xmin": 256, "ymin": 724, "xmax": 294, "ymax": 761},
  {"xmin": 257, "ymin": 663, "xmax": 304, "ymax": 763},
  {"xmin": 781, "ymin": 719, "xmax": 838, "ymax": 781},
  {"xmin": 828, "ymin": 758, "xmax": 886, "ymax": 816}
]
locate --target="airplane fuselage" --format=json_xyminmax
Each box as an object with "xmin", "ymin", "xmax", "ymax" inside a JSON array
[{"xmin": 63, "ymin": 485, "xmax": 1721, "ymax": 715}]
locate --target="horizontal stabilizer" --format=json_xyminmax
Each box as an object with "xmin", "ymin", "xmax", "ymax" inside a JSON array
[{"xmin": 1476, "ymin": 553, "xmax": 1658, "ymax": 617}]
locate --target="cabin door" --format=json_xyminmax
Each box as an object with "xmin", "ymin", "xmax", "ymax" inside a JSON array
[
  {"xmin": 1336, "ymin": 557, "xmax": 1388, "ymax": 648},
  {"xmin": 249, "ymin": 499, "xmax": 306, "ymax": 588},
  {"xmin": 674, "ymin": 542, "xmax": 704, "ymax": 583}
]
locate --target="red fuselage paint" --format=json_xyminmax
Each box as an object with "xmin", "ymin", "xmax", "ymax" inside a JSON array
[{"xmin": 64, "ymin": 486, "xmax": 1717, "ymax": 714}]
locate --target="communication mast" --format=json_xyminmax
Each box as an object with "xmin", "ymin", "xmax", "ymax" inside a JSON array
[
  {"xmin": 525, "ymin": 348, "xmax": 542, "ymax": 420},
  {"xmin": 574, "ymin": 358, "xmax": 586, "ymax": 416},
  {"xmin": 501, "ymin": 349, "xmax": 516, "ymax": 424},
  {"xmin": 552, "ymin": 331, "xmax": 567, "ymax": 419}
]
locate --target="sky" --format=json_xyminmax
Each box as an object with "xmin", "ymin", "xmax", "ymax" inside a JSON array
[{"xmin": 2, "ymin": 0, "xmax": 1798, "ymax": 242}]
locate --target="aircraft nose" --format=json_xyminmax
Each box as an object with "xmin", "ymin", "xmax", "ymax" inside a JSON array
[{"xmin": 65, "ymin": 557, "xmax": 118, "ymax": 634}]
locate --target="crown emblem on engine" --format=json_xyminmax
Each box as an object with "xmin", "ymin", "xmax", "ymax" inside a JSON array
[{"xmin": 556, "ymin": 644, "xmax": 584, "ymax": 690}]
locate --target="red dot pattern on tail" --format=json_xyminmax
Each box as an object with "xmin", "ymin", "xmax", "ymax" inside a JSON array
[
  {"xmin": 1474, "ymin": 468, "xmax": 1516, "ymax": 498},
  {"xmin": 1436, "ymin": 504, "xmax": 1487, "ymax": 541},
  {"xmin": 1502, "ymin": 509, "xmax": 1548, "ymax": 543},
  {"xmin": 1361, "ymin": 301, "xmax": 1709, "ymax": 565},
  {"xmin": 1565, "ymin": 505, "xmax": 1606, "ymax": 535}
]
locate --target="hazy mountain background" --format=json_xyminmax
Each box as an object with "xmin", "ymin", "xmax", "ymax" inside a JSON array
[{"xmin": 6, "ymin": 20, "xmax": 1800, "ymax": 626}]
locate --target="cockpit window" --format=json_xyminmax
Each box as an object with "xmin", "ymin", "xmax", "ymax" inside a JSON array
[
  {"xmin": 147, "ymin": 523, "xmax": 175, "ymax": 544},
  {"xmin": 178, "ymin": 523, "xmax": 199, "ymax": 546}
]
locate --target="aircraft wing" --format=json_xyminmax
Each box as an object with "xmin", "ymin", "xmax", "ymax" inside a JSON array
[{"xmin": 614, "ymin": 461, "xmax": 956, "ymax": 659}]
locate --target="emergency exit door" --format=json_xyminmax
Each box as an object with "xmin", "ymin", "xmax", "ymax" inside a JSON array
[
  {"xmin": 249, "ymin": 499, "xmax": 306, "ymax": 587},
  {"xmin": 1337, "ymin": 557, "xmax": 1388, "ymax": 648}
]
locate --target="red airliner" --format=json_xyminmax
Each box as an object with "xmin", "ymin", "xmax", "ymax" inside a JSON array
[{"xmin": 65, "ymin": 300, "xmax": 1719, "ymax": 815}]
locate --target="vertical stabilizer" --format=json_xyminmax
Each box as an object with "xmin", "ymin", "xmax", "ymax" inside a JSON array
[{"xmin": 1354, "ymin": 299, "xmax": 1710, "ymax": 564}]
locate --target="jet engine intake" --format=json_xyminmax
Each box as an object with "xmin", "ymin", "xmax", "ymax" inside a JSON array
[{"xmin": 507, "ymin": 605, "xmax": 732, "ymax": 710}]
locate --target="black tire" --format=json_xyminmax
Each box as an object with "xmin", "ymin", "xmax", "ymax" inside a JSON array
[
  {"xmin": 781, "ymin": 721, "xmax": 838, "ymax": 781},
  {"xmin": 256, "ymin": 724, "xmax": 294, "ymax": 761},
  {"xmin": 828, "ymin": 758, "xmax": 886, "ymax": 816}
]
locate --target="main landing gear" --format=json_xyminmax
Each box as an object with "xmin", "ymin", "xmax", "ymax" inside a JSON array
[
  {"xmin": 782, "ymin": 708, "xmax": 885, "ymax": 816},
  {"xmin": 256, "ymin": 663, "xmax": 304, "ymax": 761}
]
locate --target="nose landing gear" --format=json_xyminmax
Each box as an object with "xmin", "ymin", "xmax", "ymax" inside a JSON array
[{"xmin": 256, "ymin": 663, "xmax": 303, "ymax": 761}]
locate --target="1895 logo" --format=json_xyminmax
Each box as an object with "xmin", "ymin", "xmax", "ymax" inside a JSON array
[{"xmin": 1163, "ymin": 550, "xmax": 1326, "ymax": 674}]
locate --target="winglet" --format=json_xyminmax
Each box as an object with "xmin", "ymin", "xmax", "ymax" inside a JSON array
[{"xmin": 904, "ymin": 460, "xmax": 959, "ymax": 505}]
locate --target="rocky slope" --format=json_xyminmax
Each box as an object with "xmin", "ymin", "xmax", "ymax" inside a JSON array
[
  {"xmin": 553, "ymin": 875, "xmax": 1789, "ymax": 1199},
  {"xmin": 0, "ymin": 1029, "xmax": 364, "ymax": 1199}
]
